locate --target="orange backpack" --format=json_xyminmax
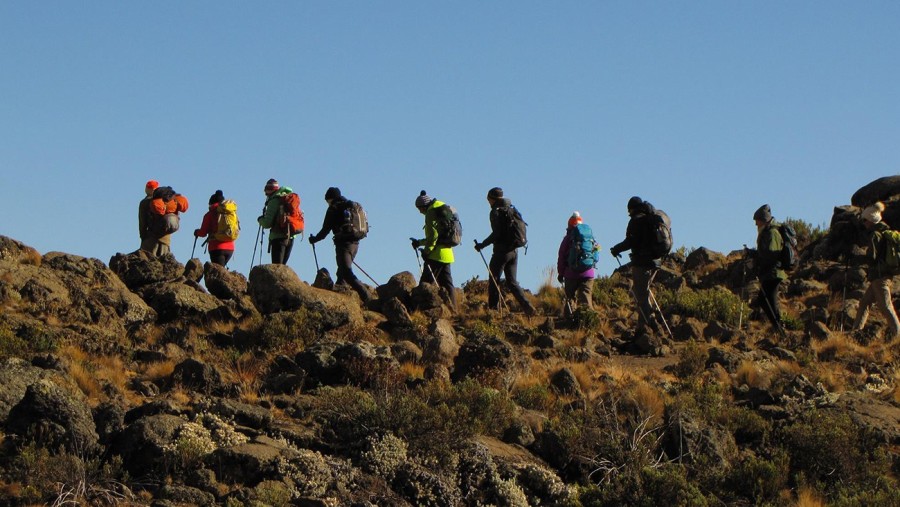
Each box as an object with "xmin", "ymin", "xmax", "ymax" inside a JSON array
[
  {"xmin": 276, "ymin": 192, "xmax": 304, "ymax": 235},
  {"xmin": 148, "ymin": 187, "xmax": 188, "ymax": 235}
]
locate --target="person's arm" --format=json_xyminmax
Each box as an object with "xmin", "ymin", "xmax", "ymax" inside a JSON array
[
  {"xmin": 557, "ymin": 234, "xmax": 570, "ymax": 279},
  {"xmin": 195, "ymin": 210, "xmax": 214, "ymax": 237},
  {"xmin": 257, "ymin": 197, "xmax": 277, "ymax": 229},
  {"xmin": 421, "ymin": 208, "xmax": 438, "ymax": 253},
  {"xmin": 311, "ymin": 206, "xmax": 338, "ymax": 242}
]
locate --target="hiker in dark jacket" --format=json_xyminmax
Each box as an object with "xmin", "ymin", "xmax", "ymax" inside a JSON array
[
  {"xmin": 852, "ymin": 202, "xmax": 900, "ymax": 339},
  {"xmin": 745, "ymin": 204, "xmax": 787, "ymax": 332},
  {"xmin": 309, "ymin": 187, "xmax": 371, "ymax": 303},
  {"xmin": 610, "ymin": 196, "xmax": 662, "ymax": 334},
  {"xmin": 474, "ymin": 187, "xmax": 535, "ymax": 315},
  {"xmin": 138, "ymin": 180, "xmax": 162, "ymax": 253}
]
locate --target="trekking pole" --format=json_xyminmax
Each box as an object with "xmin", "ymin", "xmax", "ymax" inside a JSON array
[
  {"xmin": 616, "ymin": 255, "xmax": 656, "ymax": 334},
  {"xmin": 311, "ymin": 242, "xmax": 320, "ymax": 271},
  {"xmin": 191, "ymin": 236, "xmax": 198, "ymax": 259},
  {"xmin": 561, "ymin": 279, "xmax": 574, "ymax": 317},
  {"xmin": 738, "ymin": 246, "xmax": 748, "ymax": 331},
  {"xmin": 840, "ymin": 257, "xmax": 849, "ymax": 333},
  {"xmin": 761, "ymin": 292, "xmax": 787, "ymax": 338},
  {"xmin": 259, "ymin": 229, "xmax": 266, "ymax": 267},
  {"xmin": 353, "ymin": 260, "xmax": 380, "ymax": 286},
  {"xmin": 202, "ymin": 238, "xmax": 209, "ymax": 254},
  {"xmin": 411, "ymin": 240, "xmax": 423, "ymax": 274},
  {"xmin": 251, "ymin": 225, "xmax": 262, "ymax": 270},
  {"xmin": 648, "ymin": 288, "xmax": 674, "ymax": 340},
  {"xmin": 475, "ymin": 240, "xmax": 508, "ymax": 315}
]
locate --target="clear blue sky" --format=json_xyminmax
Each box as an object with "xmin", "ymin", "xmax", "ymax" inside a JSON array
[{"xmin": 2, "ymin": 2, "xmax": 897, "ymax": 291}]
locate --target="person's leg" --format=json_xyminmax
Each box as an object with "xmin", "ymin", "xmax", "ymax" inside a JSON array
[
  {"xmin": 435, "ymin": 262, "xmax": 457, "ymax": 310},
  {"xmin": 853, "ymin": 282, "xmax": 876, "ymax": 331},
  {"xmin": 502, "ymin": 250, "xmax": 534, "ymax": 314},
  {"xmin": 872, "ymin": 277, "xmax": 900, "ymax": 338},
  {"xmin": 210, "ymin": 250, "xmax": 232, "ymax": 267},
  {"xmin": 487, "ymin": 251, "xmax": 505, "ymax": 309},
  {"xmin": 336, "ymin": 243, "xmax": 370, "ymax": 302},
  {"xmin": 631, "ymin": 265, "xmax": 657, "ymax": 331},
  {"xmin": 759, "ymin": 279, "xmax": 782, "ymax": 329},
  {"xmin": 270, "ymin": 239, "xmax": 285, "ymax": 264},
  {"xmin": 281, "ymin": 237, "xmax": 294, "ymax": 264},
  {"xmin": 563, "ymin": 278, "xmax": 577, "ymax": 316},
  {"xmin": 154, "ymin": 242, "xmax": 170, "ymax": 257},
  {"xmin": 576, "ymin": 278, "xmax": 594, "ymax": 310},
  {"xmin": 420, "ymin": 259, "xmax": 439, "ymax": 286}
]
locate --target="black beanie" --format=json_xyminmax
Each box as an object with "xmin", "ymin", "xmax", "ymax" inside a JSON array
[
  {"xmin": 487, "ymin": 187, "xmax": 504, "ymax": 199},
  {"xmin": 209, "ymin": 190, "xmax": 225, "ymax": 205},
  {"xmin": 325, "ymin": 187, "xmax": 341, "ymax": 200},
  {"xmin": 627, "ymin": 196, "xmax": 644, "ymax": 210}
]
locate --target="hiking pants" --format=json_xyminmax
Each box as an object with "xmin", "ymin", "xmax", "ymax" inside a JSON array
[
  {"xmin": 269, "ymin": 237, "xmax": 294, "ymax": 265},
  {"xmin": 210, "ymin": 250, "xmax": 233, "ymax": 267},
  {"xmin": 421, "ymin": 259, "xmax": 457, "ymax": 310},
  {"xmin": 336, "ymin": 242, "xmax": 370, "ymax": 302},
  {"xmin": 488, "ymin": 249, "xmax": 535, "ymax": 313},
  {"xmin": 564, "ymin": 277, "xmax": 594, "ymax": 316},
  {"xmin": 140, "ymin": 237, "xmax": 171, "ymax": 257},
  {"xmin": 631, "ymin": 265, "xmax": 659, "ymax": 332},
  {"xmin": 854, "ymin": 276, "xmax": 900, "ymax": 338},
  {"xmin": 756, "ymin": 278, "xmax": 783, "ymax": 330}
]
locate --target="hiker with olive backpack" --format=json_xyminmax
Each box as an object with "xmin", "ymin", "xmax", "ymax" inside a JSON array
[
  {"xmin": 852, "ymin": 202, "xmax": 900, "ymax": 340},
  {"xmin": 474, "ymin": 187, "xmax": 536, "ymax": 316},
  {"xmin": 744, "ymin": 204, "xmax": 790, "ymax": 335},
  {"xmin": 194, "ymin": 190, "xmax": 239, "ymax": 267},
  {"xmin": 309, "ymin": 187, "xmax": 371, "ymax": 303},
  {"xmin": 257, "ymin": 178, "xmax": 304, "ymax": 265},
  {"xmin": 610, "ymin": 196, "xmax": 670, "ymax": 336}
]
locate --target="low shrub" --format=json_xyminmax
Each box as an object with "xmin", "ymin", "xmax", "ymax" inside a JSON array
[{"xmin": 657, "ymin": 287, "xmax": 742, "ymax": 327}]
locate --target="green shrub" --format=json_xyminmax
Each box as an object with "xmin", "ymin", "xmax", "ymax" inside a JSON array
[
  {"xmin": 591, "ymin": 275, "xmax": 630, "ymax": 309},
  {"xmin": 513, "ymin": 383, "xmax": 555, "ymax": 411},
  {"xmin": 657, "ymin": 287, "xmax": 742, "ymax": 327},
  {"xmin": 254, "ymin": 308, "xmax": 322, "ymax": 350},
  {"xmin": 673, "ymin": 340, "xmax": 706, "ymax": 381},
  {"xmin": 722, "ymin": 450, "xmax": 789, "ymax": 504},
  {"xmin": 0, "ymin": 318, "xmax": 59, "ymax": 360},
  {"xmin": 572, "ymin": 307, "xmax": 601, "ymax": 331},
  {"xmin": 11, "ymin": 445, "xmax": 131, "ymax": 505},
  {"xmin": 580, "ymin": 465, "xmax": 707, "ymax": 507},
  {"xmin": 783, "ymin": 217, "xmax": 827, "ymax": 249}
]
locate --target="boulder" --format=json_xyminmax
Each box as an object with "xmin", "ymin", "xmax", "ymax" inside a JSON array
[
  {"xmin": 422, "ymin": 319, "xmax": 460, "ymax": 365},
  {"xmin": 452, "ymin": 335, "xmax": 515, "ymax": 383},
  {"xmin": 391, "ymin": 341, "xmax": 423, "ymax": 364},
  {"xmin": 6, "ymin": 379, "xmax": 100, "ymax": 455},
  {"xmin": 170, "ymin": 358, "xmax": 225, "ymax": 394},
  {"xmin": 850, "ymin": 175, "xmax": 900, "ymax": 207},
  {"xmin": 295, "ymin": 342, "xmax": 342, "ymax": 388},
  {"xmin": 411, "ymin": 283, "xmax": 444, "ymax": 311},
  {"xmin": 204, "ymin": 262, "xmax": 248, "ymax": 300},
  {"xmin": 112, "ymin": 414, "xmax": 185, "ymax": 477},
  {"xmin": 376, "ymin": 272, "xmax": 418, "ymax": 306},
  {"xmin": 549, "ymin": 368, "xmax": 582, "ymax": 397},
  {"xmin": 248, "ymin": 265, "xmax": 363, "ymax": 328},
  {"xmin": 0, "ymin": 358, "xmax": 68, "ymax": 423},
  {"xmin": 836, "ymin": 392, "xmax": 900, "ymax": 444},
  {"xmin": 382, "ymin": 297, "xmax": 414, "ymax": 327},
  {"xmin": 0, "ymin": 235, "xmax": 41, "ymax": 265},
  {"xmin": 312, "ymin": 267, "xmax": 334, "ymax": 290},
  {"xmin": 142, "ymin": 283, "xmax": 223, "ymax": 322},
  {"xmin": 207, "ymin": 438, "xmax": 297, "ymax": 485},
  {"xmin": 184, "ymin": 258, "xmax": 205, "ymax": 283},
  {"xmin": 663, "ymin": 410, "xmax": 738, "ymax": 475},
  {"xmin": 109, "ymin": 250, "xmax": 183, "ymax": 290},
  {"xmin": 684, "ymin": 247, "xmax": 725, "ymax": 272},
  {"xmin": 199, "ymin": 397, "xmax": 273, "ymax": 430}
]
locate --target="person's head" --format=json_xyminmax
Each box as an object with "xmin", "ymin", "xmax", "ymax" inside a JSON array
[
  {"xmin": 861, "ymin": 202, "xmax": 885, "ymax": 229},
  {"xmin": 627, "ymin": 196, "xmax": 644, "ymax": 216},
  {"xmin": 487, "ymin": 187, "xmax": 503, "ymax": 206},
  {"xmin": 209, "ymin": 190, "xmax": 225, "ymax": 206},
  {"xmin": 753, "ymin": 204, "xmax": 773, "ymax": 228},
  {"xmin": 415, "ymin": 190, "xmax": 434, "ymax": 214},
  {"xmin": 145, "ymin": 180, "xmax": 159, "ymax": 197},
  {"xmin": 568, "ymin": 211, "xmax": 583, "ymax": 228},
  {"xmin": 264, "ymin": 178, "xmax": 280, "ymax": 196},
  {"xmin": 325, "ymin": 186, "xmax": 341, "ymax": 204}
]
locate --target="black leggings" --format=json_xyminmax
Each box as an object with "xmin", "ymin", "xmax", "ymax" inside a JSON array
[
  {"xmin": 270, "ymin": 237, "xmax": 294, "ymax": 265},
  {"xmin": 210, "ymin": 250, "xmax": 233, "ymax": 267},
  {"xmin": 335, "ymin": 242, "xmax": 370, "ymax": 301}
]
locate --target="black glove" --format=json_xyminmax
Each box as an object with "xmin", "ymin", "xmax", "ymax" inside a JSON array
[
  {"xmin": 610, "ymin": 247, "xmax": 621, "ymax": 258},
  {"xmin": 557, "ymin": 274, "xmax": 564, "ymax": 284},
  {"xmin": 411, "ymin": 238, "xmax": 420, "ymax": 249},
  {"xmin": 474, "ymin": 242, "xmax": 484, "ymax": 252},
  {"xmin": 309, "ymin": 235, "xmax": 320, "ymax": 245}
]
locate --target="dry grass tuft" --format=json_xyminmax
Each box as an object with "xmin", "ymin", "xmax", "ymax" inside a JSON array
[
  {"xmin": 20, "ymin": 247, "xmax": 42, "ymax": 266},
  {"xmin": 627, "ymin": 379, "xmax": 666, "ymax": 425},
  {"xmin": 734, "ymin": 361, "xmax": 770, "ymax": 389},
  {"xmin": 400, "ymin": 362, "xmax": 425, "ymax": 380},
  {"xmin": 794, "ymin": 486, "xmax": 825, "ymax": 507},
  {"xmin": 143, "ymin": 360, "xmax": 176, "ymax": 382},
  {"xmin": 69, "ymin": 362, "xmax": 102, "ymax": 404},
  {"xmin": 813, "ymin": 332, "xmax": 876, "ymax": 362}
]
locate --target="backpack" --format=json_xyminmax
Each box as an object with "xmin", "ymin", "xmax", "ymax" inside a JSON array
[
  {"xmin": 435, "ymin": 204, "xmax": 463, "ymax": 247},
  {"xmin": 497, "ymin": 205, "xmax": 528, "ymax": 249},
  {"xmin": 880, "ymin": 230, "xmax": 900, "ymax": 275},
  {"xmin": 778, "ymin": 223, "xmax": 799, "ymax": 271},
  {"xmin": 213, "ymin": 200, "xmax": 240, "ymax": 241},
  {"xmin": 567, "ymin": 223, "xmax": 600, "ymax": 272},
  {"xmin": 148, "ymin": 186, "xmax": 184, "ymax": 236},
  {"xmin": 648, "ymin": 209, "xmax": 673, "ymax": 259},
  {"xmin": 340, "ymin": 200, "xmax": 369, "ymax": 240},
  {"xmin": 275, "ymin": 192, "xmax": 304, "ymax": 235}
]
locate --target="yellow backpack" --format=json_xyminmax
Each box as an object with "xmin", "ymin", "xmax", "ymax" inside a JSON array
[{"xmin": 214, "ymin": 200, "xmax": 240, "ymax": 241}]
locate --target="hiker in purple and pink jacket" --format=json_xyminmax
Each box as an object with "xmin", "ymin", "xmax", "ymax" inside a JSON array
[{"xmin": 557, "ymin": 212, "xmax": 596, "ymax": 316}]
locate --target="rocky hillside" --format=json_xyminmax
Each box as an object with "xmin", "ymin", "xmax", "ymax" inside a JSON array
[{"xmin": 0, "ymin": 182, "xmax": 898, "ymax": 506}]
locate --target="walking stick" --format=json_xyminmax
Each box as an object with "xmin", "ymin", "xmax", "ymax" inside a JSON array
[
  {"xmin": 311, "ymin": 242, "xmax": 320, "ymax": 271},
  {"xmin": 411, "ymin": 241, "xmax": 423, "ymax": 275},
  {"xmin": 191, "ymin": 236, "xmax": 198, "ymax": 259},
  {"xmin": 648, "ymin": 288, "xmax": 674, "ymax": 340},
  {"xmin": 760, "ymin": 288, "xmax": 787, "ymax": 338},
  {"xmin": 250, "ymin": 225, "xmax": 261, "ymax": 270},
  {"xmin": 738, "ymin": 246, "xmax": 748, "ymax": 331},
  {"xmin": 353, "ymin": 260, "xmax": 379, "ymax": 286},
  {"xmin": 475, "ymin": 240, "xmax": 508, "ymax": 314},
  {"xmin": 840, "ymin": 258, "xmax": 849, "ymax": 333},
  {"xmin": 561, "ymin": 279, "xmax": 574, "ymax": 317}
]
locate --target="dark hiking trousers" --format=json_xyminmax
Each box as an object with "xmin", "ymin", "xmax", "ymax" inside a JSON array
[
  {"xmin": 631, "ymin": 265, "xmax": 661, "ymax": 332},
  {"xmin": 757, "ymin": 278, "xmax": 782, "ymax": 330},
  {"xmin": 270, "ymin": 237, "xmax": 294, "ymax": 265},
  {"xmin": 210, "ymin": 250, "xmax": 233, "ymax": 267},
  {"xmin": 488, "ymin": 249, "xmax": 534, "ymax": 313},
  {"xmin": 336, "ymin": 241, "xmax": 370, "ymax": 302},
  {"xmin": 421, "ymin": 259, "xmax": 457, "ymax": 309}
]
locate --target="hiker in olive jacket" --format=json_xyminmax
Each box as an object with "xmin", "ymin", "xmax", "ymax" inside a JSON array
[
  {"xmin": 474, "ymin": 187, "xmax": 535, "ymax": 315},
  {"xmin": 257, "ymin": 179, "xmax": 297, "ymax": 265},
  {"xmin": 853, "ymin": 202, "xmax": 900, "ymax": 339},
  {"xmin": 412, "ymin": 190, "xmax": 457, "ymax": 310},
  {"xmin": 746, "ymin": 204, "xmax": 787, "ymax": 332},
  {"xmin": 138, "ymin": 179, "xmax": 173, "ymax": 256},
  {"xmin": 309, "ymin": 187, "xmax": 371, "ymax": 303},
  {"xmin": 610, "ymin": 196, "xmax": 662, "ymax": 334}
]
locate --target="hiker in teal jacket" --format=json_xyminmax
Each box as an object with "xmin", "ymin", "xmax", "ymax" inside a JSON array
[
  {"xmin": 412, "ymin": 190, "xmax": 457, "ymax": 310},
  {"xmin": 257, "ymin": 178, "xmax": 299, "ymax": 265}
]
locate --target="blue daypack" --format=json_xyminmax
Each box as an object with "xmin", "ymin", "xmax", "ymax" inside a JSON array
[{"xmin": 567, "ymin": 223, "xmax": 599, "ymax": 272}]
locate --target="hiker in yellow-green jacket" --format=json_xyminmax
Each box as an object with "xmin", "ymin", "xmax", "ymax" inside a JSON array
[{"xmin": 411, "ymin": 190, "xmax": 457, "ymax": 310}]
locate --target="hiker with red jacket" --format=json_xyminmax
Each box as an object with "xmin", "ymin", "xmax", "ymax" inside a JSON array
[
  {"xmin": 852, "ymin": 202, "xmax": 900, "ymax": 339},
  {"xmin": 194, "ymin": 190, "xmax": 236, "ymax": 267},
  {"xmin": 309, "ymin": 187, "xmax": 371, "ymax": 303},
  {"xmin": 610, "ymin": 196, "xmax": 664, "ymax": 335},
  {"xmin": 474, "ymin": 187, "xmax": 535, "ymax": 315},
  {"xmin": 557, "ymin": 212, "xmax": 596, "ymax": 316},
  {"xmin": 257, "ymin": 179, "xmax": 302, "ymax": 265}
]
